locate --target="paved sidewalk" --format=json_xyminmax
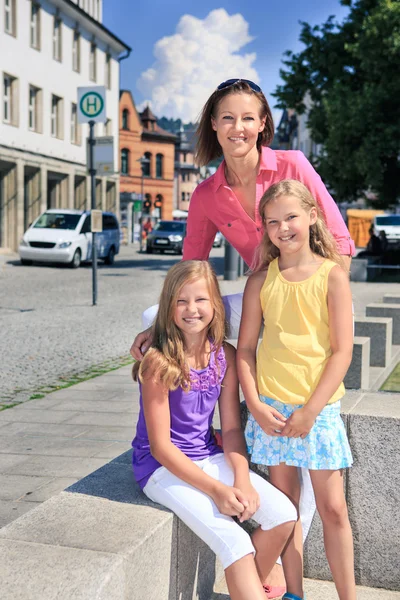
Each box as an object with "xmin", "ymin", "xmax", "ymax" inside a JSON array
[{"xmin": 0, "ymin": 364, "xmax": 136, "ymax": 527}]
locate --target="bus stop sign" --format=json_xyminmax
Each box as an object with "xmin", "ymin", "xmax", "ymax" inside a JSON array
[{"xmin": 78, "ymin": 86, "xmax": 106, "ymax": 123}]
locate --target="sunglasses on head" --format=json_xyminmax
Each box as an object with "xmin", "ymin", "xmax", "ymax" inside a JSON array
[{"xmin": 217, "ymin": 79, "xmax": 262, "ymax": 93}]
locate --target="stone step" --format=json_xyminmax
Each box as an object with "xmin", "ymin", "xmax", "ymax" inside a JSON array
[{"xmin": 210, "ymin": 577, "xmax": 400, "ymax": 599}]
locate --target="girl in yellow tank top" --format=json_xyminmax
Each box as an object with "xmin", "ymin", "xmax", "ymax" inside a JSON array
[{"xmin": 237, "ymin": 180, "xmax": 355, "ymax": 600}]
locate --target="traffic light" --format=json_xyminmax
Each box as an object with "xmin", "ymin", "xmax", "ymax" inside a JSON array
[
  {"xmin": 154, "ymin": 199, "xmax": 162, "ymax": 208},
  {"xmin": 143, "ymin": 199, "xmax": 151, "ymax": 211}
]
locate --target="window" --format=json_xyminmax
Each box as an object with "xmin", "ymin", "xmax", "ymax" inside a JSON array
[
  {"xmin": 30, "ymin": 3, "xmax": 40, "ymax": 50},
  {"xmin": 80, "ymin": 215, "xmax": 91, "ymax": 234},
  {"xmin": 103, "ymin": 214, "xmax": 118, "ymax": 230},
  {"xmin": 105, "ymin": 53, "xmax": 111, "ymax": 89},
  {"xmin": 3, "ymin": 74, "xmax": 18, "ymax": 125},
  {"xmin": 122, "ymin": 108, "xmax": 129, "ymax": 130},
  {"xmin": 183, "ymin": 153, "xmax": 187, "ymax": 163},
  {"xmin": 28, "ymin": 85, "xmax": 41, "ymax": 132},
  {"xmin": 51, "ymin": 94, "xmax": 63, "ymax": 138},
  {"xmin": 143, "ymin": 152, "xmax": 151, "ymax": 177},
  {"xmin": 4, "ymin": 0, "xmax": 16, "ymax": 36},
  {"xmin": 71, "ymin": 103, "xmax": 80, "ymax": 144},
  {"xmin": 156, "ymin": 154, "xmax": 163, "ymax": 178},
  {"xmin": 105, "ymin": 118, "xmax": 112, "ymax": 135},
  {"xmin": 53, "ymin": 16, "xmax": 62, "ymax": 61},
  {"xmin": 89, "ymin": 42, "xmax": 97, "ymax": 81},
  {"xmin": 181, "ymin": 192, "xmax": 185, "ymax": 204},
  {"xmin": 72, "ymin": 31, "xmax": 80, "ymax": 72},
  {"xmin": 121, "ymin": 149, "xmax": 129, "ymax": 175}
]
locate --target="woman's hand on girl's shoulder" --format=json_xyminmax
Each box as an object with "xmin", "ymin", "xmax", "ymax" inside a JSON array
[{"xmin": 130, "ymin": 327, "xmax": 153, "ymax": 361}]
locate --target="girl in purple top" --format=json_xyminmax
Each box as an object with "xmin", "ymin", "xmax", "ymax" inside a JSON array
[{"xmin": 132, "ymin": 260, "xmax": 297, "ymax": 600}]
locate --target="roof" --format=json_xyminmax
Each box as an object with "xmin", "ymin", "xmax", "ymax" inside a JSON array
[
  {"xmin": 140, "ymin": 106, "xmax": 157, "ymax": 122},
  {"xmin": 58, "ymin": 0, "xmax": 131, "ymax": 53}
]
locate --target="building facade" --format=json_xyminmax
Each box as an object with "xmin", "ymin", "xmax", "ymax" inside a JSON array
[
  {"xmin": 0, "ymin": 0, "xmax": 130, "ymax": 251},
  {"xmin": 119, "ymin": 90, "xmax": 176, "ymax": 223},
  {"xmin": 277, "ymin": 93, "xmax": 322, "ymax": 158},
  {"xmin": 174, "ymin": 126, "xmax": 200, "ymax": 213}
]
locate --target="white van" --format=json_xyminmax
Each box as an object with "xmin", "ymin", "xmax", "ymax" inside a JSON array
[
  {"xmin": 373, "ymin": 214, "xmax": 400, "ymax": 244},
  {"xmin": 19, "ymin": 209, "xmax": 120, "ymax": 268}
]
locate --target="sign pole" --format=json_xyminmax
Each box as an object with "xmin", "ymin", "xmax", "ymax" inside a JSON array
[
  {"xmin": 77, "ymin": 86, "xmax": 107, "ymax": 306},
  {"xmin": 88, "ymin": 120, "xmax": 97, "ymax": 306}
]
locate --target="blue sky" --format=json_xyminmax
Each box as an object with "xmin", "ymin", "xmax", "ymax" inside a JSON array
[{"xmin": 103, "ymin": 0, "xmax": 350, "ymax": 124}]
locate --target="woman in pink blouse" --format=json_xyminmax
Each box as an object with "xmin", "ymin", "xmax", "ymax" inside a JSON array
[{"xmin": 131, "ymin": 79, "xmax": 354, "ymax": 597}]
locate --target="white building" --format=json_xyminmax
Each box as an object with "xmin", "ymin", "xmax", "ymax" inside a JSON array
[
  {"xmin": 0, "ymin": 0, "xmax": 130, "ymax": 251},
  {"xmin": 290, "ymin": 92, "xmax": 322, "ymax": 159}
]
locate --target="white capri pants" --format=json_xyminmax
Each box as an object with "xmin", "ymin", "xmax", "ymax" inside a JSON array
[{"xmin": 143, "ymin": 453, "xmax": 297, "ymax": 570}]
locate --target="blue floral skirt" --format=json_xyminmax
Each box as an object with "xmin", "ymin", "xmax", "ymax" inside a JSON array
[{"xmin": 245, "ymin": 396, "xmax": 353, "ymax": 470}]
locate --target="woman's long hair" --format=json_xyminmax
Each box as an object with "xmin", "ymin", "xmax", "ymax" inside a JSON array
[
  {"xmin": 252, "ymin": 179, "xmax": 344, "ymax": 272},
  {"xmin": 132, "ymin": 261, "xmax": 227, "ymax": 391},
  {"xmin": 195, "ymin": 81, "xmax": 275, "ymax": 167}
]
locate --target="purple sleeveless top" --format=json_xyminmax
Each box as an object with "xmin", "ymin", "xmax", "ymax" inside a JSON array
[{"xmin": 132, "ymin": 345, "xmax": 226, "ymax": 489}]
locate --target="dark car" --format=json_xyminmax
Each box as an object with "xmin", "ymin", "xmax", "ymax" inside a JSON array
[{"xmin": 146, "ymin": 220, "xmax": 186, "ymax": 254}]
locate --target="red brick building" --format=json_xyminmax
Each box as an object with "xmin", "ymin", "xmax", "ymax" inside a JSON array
[{"xmin": 119, "ymin": 91, "xmax": 176, "ymax": 220}]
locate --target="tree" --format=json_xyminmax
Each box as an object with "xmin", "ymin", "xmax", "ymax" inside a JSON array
[{"xmin": 273, "ymin": 0, "xmax": 400, "ymax": 208}]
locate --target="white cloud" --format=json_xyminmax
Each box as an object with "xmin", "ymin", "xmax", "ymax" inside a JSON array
[{"xmin": 137, "ymin": 9, "xmax": 260, "ymax": 123}]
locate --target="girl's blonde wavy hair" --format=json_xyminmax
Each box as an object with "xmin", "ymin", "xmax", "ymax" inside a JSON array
[
  {"xmin": 132, "ymin": 260, "xmax": 227, "ymax": 391},
  {"xmin": 252, "ymin": 179, "xmax": 344, "ymax": 272}
]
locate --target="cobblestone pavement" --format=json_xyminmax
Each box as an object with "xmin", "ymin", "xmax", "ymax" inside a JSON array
[
  {"xmin": 1, "ymin": 245, "xmax": 399, "ymax": 404},
  {"xmin": 0, "ymin": 245, "xmax": 243, "ymax": 404}
]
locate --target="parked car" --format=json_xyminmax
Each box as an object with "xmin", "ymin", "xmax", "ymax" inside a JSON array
[
  {"xmin": 373, "ymin": 214, "xmax": 400, "ymax": 244},
  {"xmin": 19, "ymin": 209, "xmax": 120, "ymax": 268},
  {"xmin": 146, "ymin": 220, "xmax": 186, "ymax": 254},
  {"xmin": 213, "ymin": 231, "xmax": 224, "ymax": 247}
]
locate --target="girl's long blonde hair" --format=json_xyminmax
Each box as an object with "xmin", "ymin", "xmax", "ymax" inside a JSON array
[
  {"xmin": 252, "ymin": 179, "xmax": 344, "ymax": 272},
  {"xmin": 132, "ymin": 260, "xmax": 227, "ymax": 391}
]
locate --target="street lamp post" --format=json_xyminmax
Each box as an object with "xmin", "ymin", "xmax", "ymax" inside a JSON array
[{"xmin": 137, "ymin": 155, "xmax": 150, "ymax": 252}]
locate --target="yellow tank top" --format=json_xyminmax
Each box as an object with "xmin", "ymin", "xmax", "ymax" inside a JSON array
[{"xmin": 257, "ymin": 258, "xmax": 345, "ymax": 405}]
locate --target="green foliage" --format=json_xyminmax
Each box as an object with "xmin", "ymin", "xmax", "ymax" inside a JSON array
[{"xmin": 273, "ymin": 0, "xmax": 400, "ymax": 207}]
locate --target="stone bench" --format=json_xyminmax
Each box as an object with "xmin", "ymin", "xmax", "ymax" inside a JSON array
[{"xmin": 1, "ymin": 393, "xmax": 399, "ymax": 598}]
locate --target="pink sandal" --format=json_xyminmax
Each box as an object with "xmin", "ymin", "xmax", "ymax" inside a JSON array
[{"xmin": 263, "ymin": 585, "xmax": 287, "ymax": 599}]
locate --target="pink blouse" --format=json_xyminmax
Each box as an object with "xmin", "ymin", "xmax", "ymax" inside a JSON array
[{"xmin": 183, "ymin": 147, "xmax": 355, "ymax": 266}]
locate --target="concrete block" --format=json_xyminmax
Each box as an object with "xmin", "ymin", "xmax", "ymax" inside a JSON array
[
  {"xmin": 0, "ymin": 538, "xmax": 126, "ymax": 600},
  {"xmin": 383, "ymin": 294, "xmax": 400, "ymax": 304},
  {"xmin": 176, "ymin": 519, "xmax": 219, "ymax": 600},
  {"xmin": 366, "ymin": 304, "xmax": 400, "ymax": 344},
  {"xmin": 350, "ymin": 258, "xmax": 368, "ymax": 282},
  {"xmin": 347, "ymin": 398, "xmax": 400, "ymax": 590},
  {"xmin": 0, "ymin": 489, "xmax": 176, "ymax": 600},
  {"xmin": 354, "ymin": 317, "xmax": 392, "ymax": 367},
  {"xmin": 344, "ymin": 337, "xmax": 370, "ymax": 389}
]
